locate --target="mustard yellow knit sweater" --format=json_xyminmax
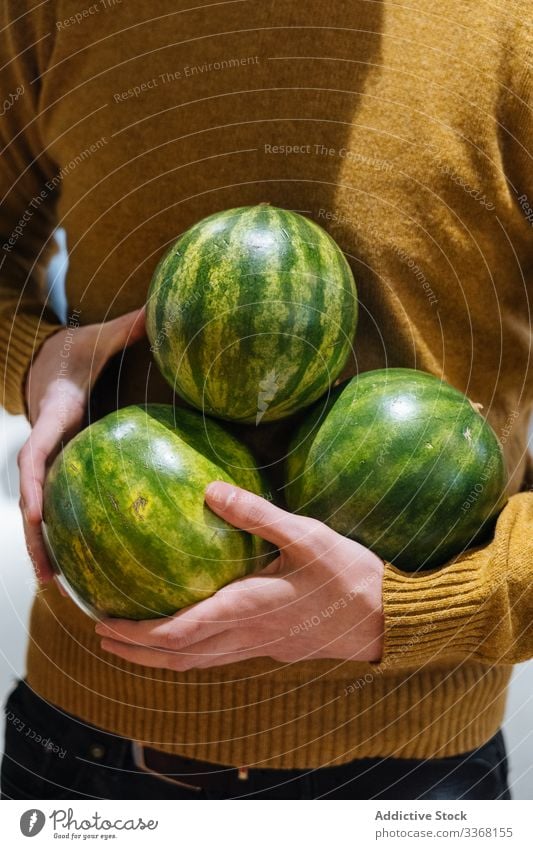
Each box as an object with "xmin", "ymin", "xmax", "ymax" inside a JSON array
[{"xmin": 1, "ymin": 0, "xmax": 532, "ymax": 768}]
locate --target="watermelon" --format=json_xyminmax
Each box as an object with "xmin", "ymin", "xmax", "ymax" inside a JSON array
[
  {"xmin": 285, "ymin": 369, "xmax": 507, "ymax": 571},
  {"xmin": 146, "ymin": 204, "xmax": 357, "ymax": 423},
  {"xmin": 43, "ymin": 405, "xmax": 273, "ymax": 619}
]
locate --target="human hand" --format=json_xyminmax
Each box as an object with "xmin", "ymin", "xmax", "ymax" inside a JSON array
[
  {"xmin": 19, "ymin": 308, "xmax": 146, "ymax": 583},
  {"xmin": 96, "ymin": 481, "xmax": 384, "ymax": 668}
]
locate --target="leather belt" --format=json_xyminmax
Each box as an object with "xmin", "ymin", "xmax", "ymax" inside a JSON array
[{"xmin": 131, "ymin": 742, "xmax": 250, "ymax": 791}]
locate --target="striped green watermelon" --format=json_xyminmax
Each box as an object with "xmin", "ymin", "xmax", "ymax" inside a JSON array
[
  {"xmin": 285, "ymin": 369, "xmax": 507, "ymax": 571},
  {"xmin": 146, "ymin": 205, "xmax": 357, "ymax": 423},
  {"xmin": 43, "ymin": 405, "xmax": 273, "ymax": 619}
]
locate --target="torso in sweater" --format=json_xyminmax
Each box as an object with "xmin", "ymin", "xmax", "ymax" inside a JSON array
[
  {"xmin": 1, "ymin": 0, "xmax": 532, "ymax": 767},
  {"xmin": 37, "ymin": 0, "xmax": 532, "ymax": 488}
]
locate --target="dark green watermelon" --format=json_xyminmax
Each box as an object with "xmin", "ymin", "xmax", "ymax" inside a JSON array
[
  {"xmin": 146, "ymin": 204, "xmax": 357, "ymax": 423},
  {"xmin": 285, "ymin": 369, "xmax": 507, "ymax": 571},
  {"xmin": 43, "ymin": 405, "xmax": 273, "ymax": 619}
]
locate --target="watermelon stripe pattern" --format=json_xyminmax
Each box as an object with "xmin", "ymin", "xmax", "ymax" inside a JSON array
[
  {"xmin": 43, "ymin": 405, "xmax": 274, "ymax": 619},
  {"xmin": 146, "ymin": 205, "xmax": 358, "ymax": 423},
  {"xmin": 285, "ymin": 369, "xmax": 507, "ymax": 571}
]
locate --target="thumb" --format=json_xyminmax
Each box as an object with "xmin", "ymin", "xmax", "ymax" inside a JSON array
[
  {"xmin": 205, "ymin": 480, "xmax": 316, "ymax": 550},
  {"xmin": 99, "ymin": 307, "xmax": 146, "ymax": 358}
]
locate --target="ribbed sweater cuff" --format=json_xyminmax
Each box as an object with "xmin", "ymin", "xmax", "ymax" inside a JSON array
[
  {"xmin": 1, "ymin": 312, "xmax": 62, "ymax": 415},
  {"xmin": 380, "ymin": 544, "xmax": 507, "ymax": 670}
]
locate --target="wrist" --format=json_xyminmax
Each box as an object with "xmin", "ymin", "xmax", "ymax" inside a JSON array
[
  {"xmin": 24, "ymin": 326, "xmax": 65, "ymax": 423},
  {"xmin": 361, "ymin": 552, "xmax": 385, "ymax": 662}
]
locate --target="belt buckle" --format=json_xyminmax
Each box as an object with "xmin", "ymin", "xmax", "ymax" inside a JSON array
[{"xmin": 131, "ymin": 742, "xmax": 203, "ymax": 792}]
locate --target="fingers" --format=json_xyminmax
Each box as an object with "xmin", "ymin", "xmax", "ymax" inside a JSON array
[
  {"xmin": 184, "ymin": 626, "xmax": 282, "ymax": 661},
  {"xmin": 100, "ymin": 626, "xmax": 281, "ymax": 670},
  {"xmin": 18, "ymin": 405, "xmax": 66, "ymax": 522},
  {"xmin": 21, "ymin": 504, "xmax": 54, "ymax": 583},
  {"xmin": 17, "ymin": 307, "xmax": 145, "ymax": 586},
  {"xmin": 18, "ymin": 394, "xmax": 85, "ymax": 521},
  {"xmin": 256, "ymin": 555, "xmax": 283, "ymax": 575},
  {"xmin": 18, "ymin": 398, "xmax": 81, "ymax": 583},
  {"xmin": 96, "ymin": 592, "xmax": 242, "ymax": 651},
  {"xmin": 205, "ymin": 481, "xmax": 321, "ymax": 550},
  {"xmin": 95, "ymin": 571, "xmax": 288, "ymax": 650}
]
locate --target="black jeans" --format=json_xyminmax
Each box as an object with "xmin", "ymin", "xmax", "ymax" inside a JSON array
[{"xmin": 1, "ymin": 680, "xmax": 511, "ymax": 800}]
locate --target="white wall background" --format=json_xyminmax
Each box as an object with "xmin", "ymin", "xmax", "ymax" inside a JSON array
[{"xmin": 1, "ymin": 406, "xmax": 532, "ymax": 798}]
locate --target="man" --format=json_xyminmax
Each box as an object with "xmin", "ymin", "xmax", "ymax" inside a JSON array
[{"xmin": 1, "ymin": 0, "xmax": 531, "ymax": 799}]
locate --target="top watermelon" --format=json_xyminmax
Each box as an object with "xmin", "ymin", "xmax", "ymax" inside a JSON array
[{"xmin": 146, "ymin": 205, "xmax": 358, "ymax": 423}]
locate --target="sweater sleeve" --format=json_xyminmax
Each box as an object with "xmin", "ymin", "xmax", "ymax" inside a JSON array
[
  {"xmin": 381, "ymin": 493, "xmax": 533, "ymax": 668},
  {"xmin": 380, "ymin": 20, "xmax": 533, "ymax": 671},
  {"xmin": 0, "ymin": 1, "xmax": 63, "ymax": 416}
]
